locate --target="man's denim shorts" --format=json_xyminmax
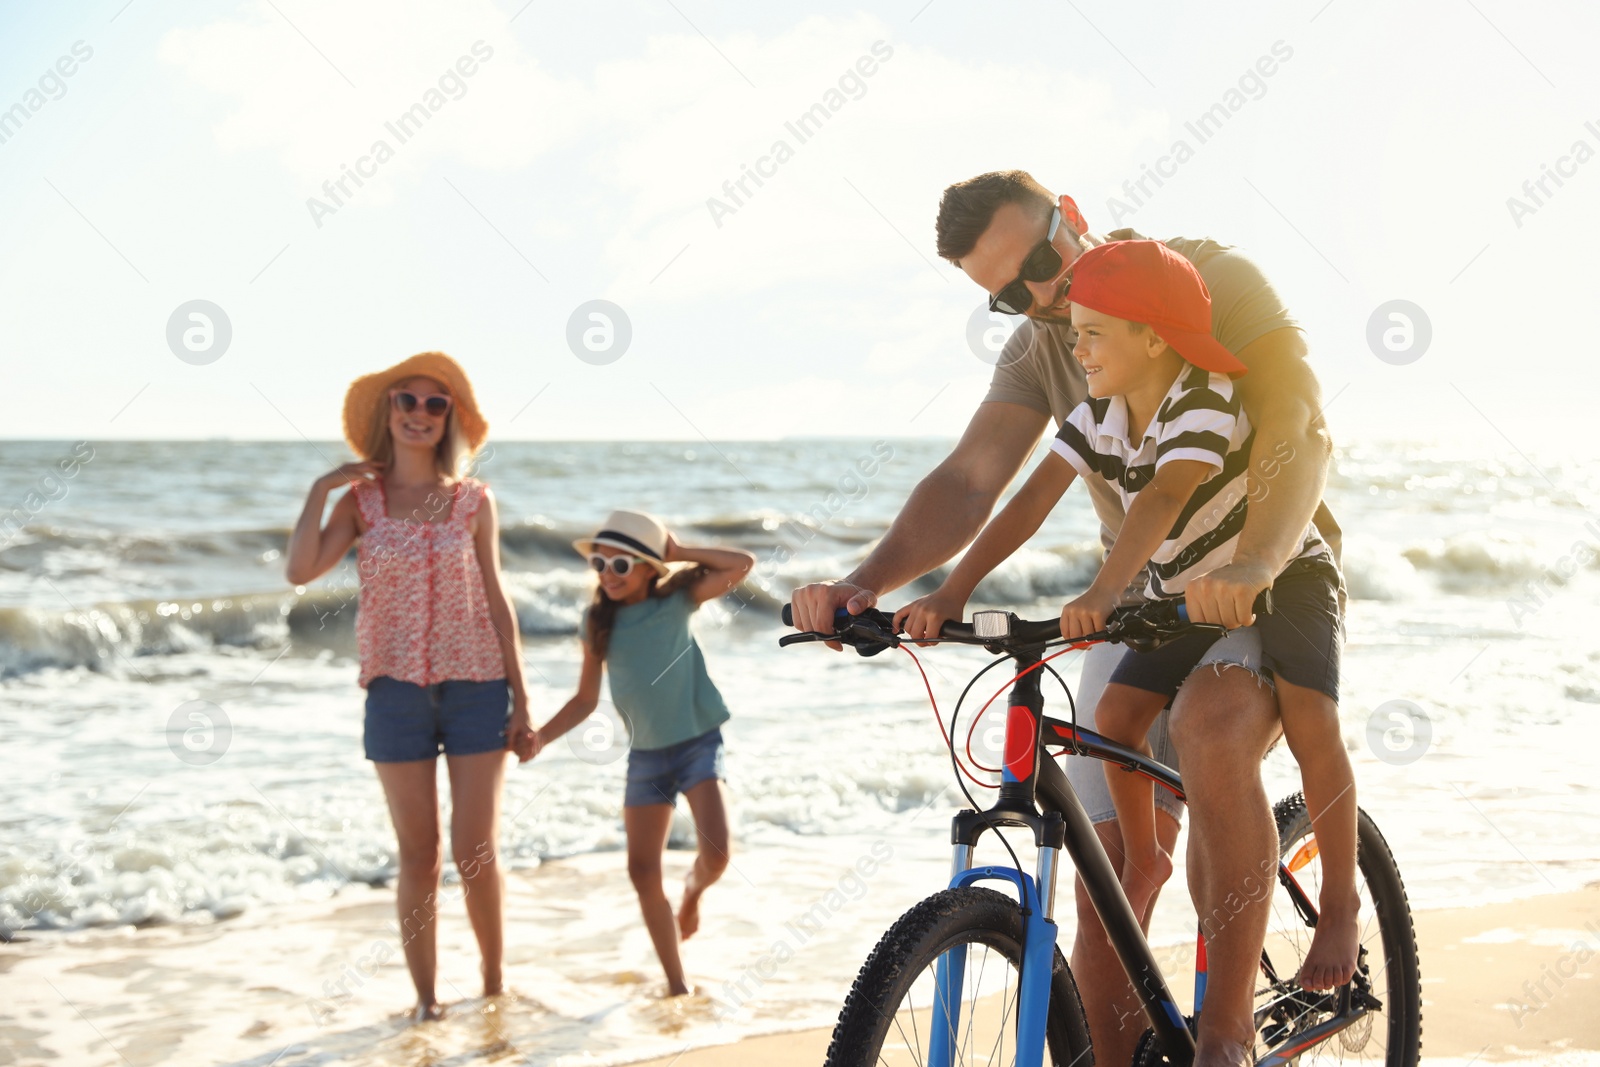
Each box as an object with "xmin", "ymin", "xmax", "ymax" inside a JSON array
[
  {"xmin": 363, "ymin": 676, "xmax": 510, "ymax": 762},
  {"xmin": 624, "ymin": 728, "xmax": 726, "ymax": 808}
]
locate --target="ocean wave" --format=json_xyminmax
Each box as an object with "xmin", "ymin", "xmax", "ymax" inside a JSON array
[
  {"xmin": 1400, "ymin": 534, "xmax": 1553, "ymax": 592},
  {"xmin": 0, "ymin": 594, "xmax": 298, "ymax": 677}
]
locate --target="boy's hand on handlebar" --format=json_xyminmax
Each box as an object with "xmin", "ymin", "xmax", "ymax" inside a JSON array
[
  {"xmin": 792, "ymin": 580, "xmax": 878, "ymax": 650},
  {"xmin": 894, "ymin": 589, "xmax": 966, "ymax": 646},
  {"xmin": 1184, "ymin": 561, "xmax": 1272, "ymax": 629},
  {"xmin": 1060, "ymin": 588, "xmax": 1116, "ymax": 641}
]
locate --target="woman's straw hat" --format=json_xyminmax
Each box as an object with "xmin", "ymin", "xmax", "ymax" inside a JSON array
[
  {"xmin": 572, "ymin": 510, "xmax": 673, "ymax": 576},
  {"xmin": 342, "ymin": 352, "xmax": 488, "ymax": 459}
]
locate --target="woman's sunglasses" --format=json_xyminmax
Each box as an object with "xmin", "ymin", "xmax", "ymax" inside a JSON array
[
  {"xmin": 588, "ymin": 553, "xmax": 647, "ymax": 577},
  {"xmin": 390, "ymin": 389, "xmax": 453, "ymax": 417},
  {"xmin": 989, "ymin": 206, "xmax": 1066, "ymax": 316}
]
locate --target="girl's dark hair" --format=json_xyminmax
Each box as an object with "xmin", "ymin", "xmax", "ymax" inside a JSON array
[{"xmin": 584, "ymin": 565, "xmax": 708, "ymax": 660}]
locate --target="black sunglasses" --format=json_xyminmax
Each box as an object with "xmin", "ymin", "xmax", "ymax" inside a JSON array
[{"xmin": 989, "ymin": 207, "xmax": 1065, "ymax": 316}]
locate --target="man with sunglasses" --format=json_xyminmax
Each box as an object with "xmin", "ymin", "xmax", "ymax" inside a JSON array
[{"xmin": 792, "ymin": 170, "xmax": 1340, "ymax": 1067}]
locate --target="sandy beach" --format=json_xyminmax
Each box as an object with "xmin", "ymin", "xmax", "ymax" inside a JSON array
[{"xmin": 6, "ymin": 852, "xmax": 1597, "ymax": 1066}]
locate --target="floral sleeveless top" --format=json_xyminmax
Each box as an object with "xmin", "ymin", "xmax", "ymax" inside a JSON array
[{"xmin": 351, "ymin": 476, "xmax": 505, "ymax": 688}]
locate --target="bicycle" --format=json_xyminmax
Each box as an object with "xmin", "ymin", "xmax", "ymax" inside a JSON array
[{"xmin": 779, "ymin": 599, "xmax": 1421, "ymax": 1067}]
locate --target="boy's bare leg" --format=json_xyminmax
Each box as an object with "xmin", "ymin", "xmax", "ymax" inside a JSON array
[
  {"xmin": 1277, "ymin": 679, "xmax": 1360, "ymax": 990},
  {"xmin": 1098, "ymin": 683, "xmax": 1178, "ymax": 920}
]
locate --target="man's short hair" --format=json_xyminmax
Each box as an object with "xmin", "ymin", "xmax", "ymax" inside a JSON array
[{"xmin": 935, "ymin": 170, "xmax": 1055, "ymax": 264}]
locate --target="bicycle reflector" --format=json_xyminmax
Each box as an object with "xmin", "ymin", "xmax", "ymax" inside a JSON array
[{"xmin": 971, "ymin": 610, "xmax": 1013, "ymax": 640}]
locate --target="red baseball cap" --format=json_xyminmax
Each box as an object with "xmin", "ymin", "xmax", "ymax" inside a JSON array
[{"xmin": 1067, "ymin": 240, "xmax": 1247, "ymax": 376}]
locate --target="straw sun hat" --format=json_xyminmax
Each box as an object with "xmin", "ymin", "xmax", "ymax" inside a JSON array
[
  {"xmin": 572, "ymin": 510, "xmax": 674, "ymax": 577},
  {"xmin": 341, "ymin": 351, "xmax": 489, "ymax": 459}
]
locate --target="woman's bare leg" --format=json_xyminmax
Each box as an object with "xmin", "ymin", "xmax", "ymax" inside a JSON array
[
  {"xmin": 375, "ymin": 759, "xmax": 444, "ymax": 1017},
  {"xmin": 445, "ymin": 749, "xmax": 510, "ymax": 996}
]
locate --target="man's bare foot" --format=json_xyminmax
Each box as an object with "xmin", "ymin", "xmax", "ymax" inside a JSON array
[
  {"xmin": 412, "ymin": 1001, "xmax": 444, "ymax": 1023},
  {"xmin": 677, "ymin": 871, "xmax": 705, "ymax": 941},
  {"xmin": 1298, "ymin": 895, "xmax": 1361, "ymax": 990},
  {"xmin": 1119, "ymin": 847, "xmax": 1174, "ymax": 923},
  {"xmin": 1194, "ymin": 1032, "xmax": 1255, "ymax": 1066}
]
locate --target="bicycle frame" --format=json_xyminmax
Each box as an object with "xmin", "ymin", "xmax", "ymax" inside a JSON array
[
  {"xmin": 936, "ymin": 636, "xmax": 1358, "ymax": 1067},
  {"xmin": 936, "ymin": 636, "xmax": 1200, "ymax": 1066}
]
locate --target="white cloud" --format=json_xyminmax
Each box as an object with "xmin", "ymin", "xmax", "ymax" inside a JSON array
[{"xmin": 159, "ymin": 0, "xmax": 588, "ymax": 195}]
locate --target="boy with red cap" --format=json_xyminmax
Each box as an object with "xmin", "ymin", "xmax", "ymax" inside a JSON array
[{"xmin": 899, "ymin": 240, "xmax": 1358, "ymax": 991}]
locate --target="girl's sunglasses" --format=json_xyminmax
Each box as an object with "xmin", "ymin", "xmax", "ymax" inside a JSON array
[
  {"xmin": 390, "ymin": 389, "xmax": 453, "ymax": 417},
  {"xmin": 588, "ymin": 553, "xmax": 646, "ymax": 577},
  {"xmin": 989, "ymin": 206, "xmax": 1066, "ymax": 316}
]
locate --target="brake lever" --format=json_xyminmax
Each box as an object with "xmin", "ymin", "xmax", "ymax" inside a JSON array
[{"xmin": 777, "ymin": 631, "xmax": 826, "ymax": 648}]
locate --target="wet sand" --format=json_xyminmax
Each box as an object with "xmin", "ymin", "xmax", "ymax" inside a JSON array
[{"xmin": 5, "ymin": 864, "xmax": 1597, "ymax": 1066}]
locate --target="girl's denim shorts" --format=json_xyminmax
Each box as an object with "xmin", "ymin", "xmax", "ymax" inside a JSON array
[{"xmin": 623, "ymin": 728, "xmax": 725, "ymax": 808}]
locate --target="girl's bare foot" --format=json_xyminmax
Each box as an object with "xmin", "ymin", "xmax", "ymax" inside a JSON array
[
  {"xmin": 1119, "ymin": 847, "xmax": 1173, "ymax": 924},
  {"xmin": 483, "ymin": 964, "xmax": 504, "ymax": 998},
  {"xmin": 1298, "ymin": 893, "xmax": 1361, "ymax": 990},
  {"xmin": 412, "ymin": 1001, "xmax": 444, "ymax": 1023},
  {"xmin": 677, "ymin": 871, "xmax": 706, "ymax": 941}
]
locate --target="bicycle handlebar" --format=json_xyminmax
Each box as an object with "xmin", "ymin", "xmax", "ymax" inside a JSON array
[{"xmin": 779, "ymin": 588, "xmax": 1273, "ymax": 656}]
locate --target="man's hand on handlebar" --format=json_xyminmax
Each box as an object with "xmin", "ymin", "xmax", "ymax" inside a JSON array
[
  {"xmin": 1182, "ymin": 560, "xmax": 1275, "ymax": 630},
  {"xmin": 791, "ymin": 579, "xmax": 880, "ymax": 651},
  {"xmin": 893, "ymin": 588, "xmax": 968, "ymax": 646},
  {"xmin": 1060, "ymin": 587, "xmax": 1117, "ymax": 642}
]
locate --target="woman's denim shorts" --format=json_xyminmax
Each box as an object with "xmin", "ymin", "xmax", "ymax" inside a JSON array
[
  {"xmin": 364, "ymin": 676, "xmax": 510, "ymax": 762},
  {"xmin": 623, "ymin": 728, "xmax": 726, "ymax": 808}
]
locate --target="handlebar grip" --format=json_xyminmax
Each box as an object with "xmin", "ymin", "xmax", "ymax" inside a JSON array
[
  {"xmin": 781, "ymin": 603, "xmax": 794, "ymax": 627},
  {"xmin": 1172, "ymin": 587, "xmax": 1274, "ymax": 624}
]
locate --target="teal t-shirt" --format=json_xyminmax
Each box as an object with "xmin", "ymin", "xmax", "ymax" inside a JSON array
[{"xmin": 593, "ymin": 588, "xmax": 730, "ymax": 751}]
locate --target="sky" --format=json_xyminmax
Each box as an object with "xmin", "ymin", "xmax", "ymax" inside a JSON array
[{"xmin": 2, "ymin": 0, "xmax": 1597, "ymax": 455}]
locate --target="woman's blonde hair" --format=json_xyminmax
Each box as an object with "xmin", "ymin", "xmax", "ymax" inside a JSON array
[{"xmin": 361, "ymin": 385, "xmax": 477, "ymax": 480}]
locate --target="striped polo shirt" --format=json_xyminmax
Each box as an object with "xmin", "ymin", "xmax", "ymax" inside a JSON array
[{"xmin": 1051, "ymin": 362, "xmax": 1327, "ymax": 599}]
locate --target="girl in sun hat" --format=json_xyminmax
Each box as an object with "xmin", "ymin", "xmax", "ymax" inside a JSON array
[
  {"xmin": 284, "ymin": 351, "xmax": 531, "ymax": 1020},
  {"xmin": 530, "ymin": 508, "xmax": 754, "ymax": 997}
]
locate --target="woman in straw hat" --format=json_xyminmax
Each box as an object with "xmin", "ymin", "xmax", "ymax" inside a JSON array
[
  {"xmin": 285, "ymin": 352, "xmax": 531, "ymax": 1020},
  {"xmin": 531, "ymin": 509, "xmax": 753, "ymax": 997}
]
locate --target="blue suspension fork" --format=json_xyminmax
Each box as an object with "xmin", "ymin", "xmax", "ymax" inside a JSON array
[{"xmin": 930, "ymin": 860, "xmax": 1062, "ymax": 1067}]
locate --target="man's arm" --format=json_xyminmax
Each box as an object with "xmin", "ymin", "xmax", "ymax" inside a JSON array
[
  {"xmin": 1185, "ymin": 327, "xmax": 1332, "ymax": 628},
  {"xmin": 790, "ymin": 400, "xmax": 1048, "ymax": 637},
  {"xmin": 896, "ymin": 450, "xmax": 1078, "ymax": 641}
]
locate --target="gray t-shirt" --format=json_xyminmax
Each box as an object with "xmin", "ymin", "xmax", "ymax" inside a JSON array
[{"xmin": 985, "ymin": 228, "xmax": 1341, "ymax": 564}]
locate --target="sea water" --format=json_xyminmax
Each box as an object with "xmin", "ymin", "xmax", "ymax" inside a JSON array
[{"xmin": 2, "ymin": 437, "xmax": 1598, "ymax": 1059}]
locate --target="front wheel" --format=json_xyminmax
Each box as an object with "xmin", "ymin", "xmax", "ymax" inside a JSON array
[
  {"xmin": 1258, "ymin": 793, "xmax": 1423, "ymax": 1066},
  {"xmin": 825, "ymin": 886, "xmax": 1094, "ymax": 1067}
]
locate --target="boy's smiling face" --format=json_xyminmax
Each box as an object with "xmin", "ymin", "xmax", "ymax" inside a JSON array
[{"xmin": 1070, "ymin": 305, "xmax": 1166, "ymax": 399}]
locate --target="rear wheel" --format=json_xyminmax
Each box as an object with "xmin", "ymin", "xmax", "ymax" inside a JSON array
[
  {"xmin": 1257, "ymin": 793, "xmax": 1422, "ymax": 1066},
  {"xmin": 825, "ymin": 886, "xmax": 1094, "ymax": 1067}
]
